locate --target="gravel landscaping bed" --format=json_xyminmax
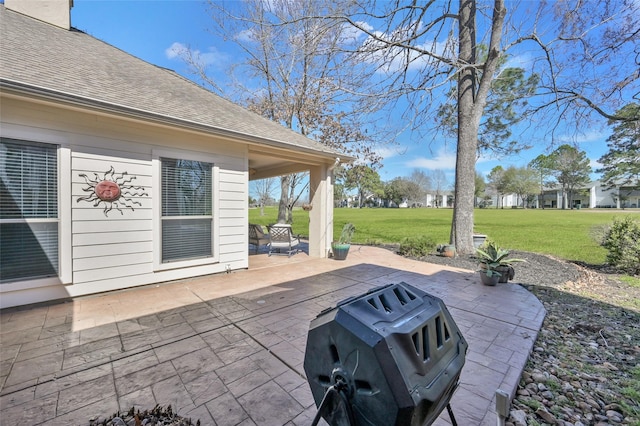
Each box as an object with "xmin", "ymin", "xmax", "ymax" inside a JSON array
[
  {"xmin": 414, "ymin": 249, "xmax": 640, "ymax": 426},
  {"xmin": 90, "ymin": 405, "xmax": 198, "ymax": 426}
]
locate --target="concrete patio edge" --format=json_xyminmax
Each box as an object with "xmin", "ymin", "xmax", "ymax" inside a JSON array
[{"xmin": 0, "ymin": 246, "xmax": 545, "ymax": 425}]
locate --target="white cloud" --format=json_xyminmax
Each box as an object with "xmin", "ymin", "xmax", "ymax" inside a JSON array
[
  {"xmin": 340, "ymin": 21, "xmax": 373, "ymax": 44},
  {"xmin": 165, "ymin": 42, "xmax": 186, "ymax": 60},
  {"xmin": 236, "ymin": 29, "xmax": 256, "ymax": 43},
  {"xmin": 405, "ymin": 147, "xmax": 457, "ymax": 170},
  {"xmin": 376, "ymin": 145, "xmax": 404, "ymax": 160},
  {"xmin": 350, "ymin": 146, "xmax": 402, "ymax": 168},
  {"xmin": 165, "ymin": 42, "xmax": 225, "ymax": 66},
  {"xmin": 558, "ymin": 130, "xmax": 607, "ymax": 144}
]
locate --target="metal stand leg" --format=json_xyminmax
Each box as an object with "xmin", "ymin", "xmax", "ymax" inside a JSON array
[
  {"xmin": 311, "ymin": 383, "xmax": 356, "ymax": 426},
  {"xmin": 447, "ymin": 403, "xmax": 458, "ymax": 426}
]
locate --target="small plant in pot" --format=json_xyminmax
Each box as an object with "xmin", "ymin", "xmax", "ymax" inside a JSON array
[
  {"xmin": 436, "ymin": 244, "xmax": 456, "ymax": 257},
  {"xmin": 476, "ymin": 240, "xmax": 525, "ymax": 285},
  {"xmin": 332, "ymin": 223, "xmax": 355, "ymax": 260}
]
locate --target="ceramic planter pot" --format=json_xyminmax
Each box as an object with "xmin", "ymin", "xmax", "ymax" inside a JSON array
[
  {"xmin": 479, "ymin": 270, "xmax": 500, "ymax": 286},
  {"xmin": 438, "ymin": 244, "xmax": 456, "ymax": 257},
  {"xmin": 332, "ymin": 243, "xmax": 350, "ymax": 260},
  {"xmin": 495, "ymin": 265, "xmax": 514, "ymax": 283}
]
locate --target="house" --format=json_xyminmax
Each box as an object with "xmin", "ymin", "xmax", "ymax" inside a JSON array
[
  {"xmin": 0, "ymin": 1, "xmax": 349, "ymax": 309},
  {"xmin": 486, "ymin": 181, "xmax": 640, "ymax": 209},
  {"xmin": 590, "ymin": 182, "xmax": 640, "ymax": 208}
]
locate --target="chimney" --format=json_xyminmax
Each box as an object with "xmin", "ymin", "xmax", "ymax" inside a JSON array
[{"xmin": 4, "ymin": 0, "xmax": 73, "ymax": 30}]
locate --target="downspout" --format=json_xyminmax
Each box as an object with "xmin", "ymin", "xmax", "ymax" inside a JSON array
[
  {"xmin": 329, "ymin": 157, "xmax": 341, "ymax": 171},
  {"xmin": 327, "ymin": 158, "xmax": 340, "ymax": 256}
]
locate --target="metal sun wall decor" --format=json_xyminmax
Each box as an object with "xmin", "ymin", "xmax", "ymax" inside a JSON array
[{"xmin": 77, "ymin": 166, "xmax": 148, "ymax": 216}]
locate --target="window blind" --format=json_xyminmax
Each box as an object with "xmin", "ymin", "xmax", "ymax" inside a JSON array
[
  {"xmin": 161, "ymin": 158, "xmax": 213, "ymax": 263},
  {"xmin": 0, "ymin": 139, "xmax": 59, "ymax": 282},
  {"xmin": 1, "ymin": 139, "xmax": 57, "ymax": 219}
]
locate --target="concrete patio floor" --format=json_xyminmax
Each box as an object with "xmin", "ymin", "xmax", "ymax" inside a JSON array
[{"xmin": 0, "ymin": 245, "xmax": 545, "ymax": 425}]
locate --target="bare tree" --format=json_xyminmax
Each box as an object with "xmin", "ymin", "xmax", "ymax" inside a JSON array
[
  {"xmin": 320, "ymin": 0, "xmax": 638, "ymax": 253},
  {"xmin": 252, "ymin": 177, "xmax": 277, "ymax": 216},
  {"xmin": 179, "ymin": 0, "xmax": 387, "ymax": 223},
  {"xmin": 279, "ymin": 172, "xmax": 309, "ymax": 224},
  {"xmin": 181, "ymin": 0, "xmax": 638, "ymax": 252},
  {"xmin": 430, "ymin": 169, "xmax": 449, "ymax": 208},
  {"xmin": 407, "ymin": 169, "xmax": 431, "ymax": 206}
]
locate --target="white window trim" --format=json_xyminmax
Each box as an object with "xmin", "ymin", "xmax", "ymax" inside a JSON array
[
  {"xmin": 152, "ymin": 149, "xmax": 220, "ymax": 271},
  {"xmin": 0, "ymin": 128, "xmax": 72, "ymax": 291}
]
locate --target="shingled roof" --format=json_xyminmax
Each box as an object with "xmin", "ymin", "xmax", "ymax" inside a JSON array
[{"xmin": 0, "ymin": 6, "xmax": 344, "ymax": 159}]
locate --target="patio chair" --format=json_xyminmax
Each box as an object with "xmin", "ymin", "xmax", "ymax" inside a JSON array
[
  {"xmin": 267, "ymin": 224, "xmax": 301, "ymax": 257},
  {"xmin": 248, "ymin": 224, "xmax": 269, "ymax": 254}
]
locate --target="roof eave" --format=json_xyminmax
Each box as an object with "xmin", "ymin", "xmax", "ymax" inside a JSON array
[{"xmin": 0, "ymin": 78, "xmax": 354, "ymax": 163}]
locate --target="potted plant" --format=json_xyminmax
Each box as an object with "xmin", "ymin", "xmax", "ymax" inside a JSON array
[
  {"xmin": 478, "ymin": 266, "xmax": 502, "ymax": 286},
  {"xmin": 332, "ymin": 223, "xmax": 355, "ymax": 260},
  {"xmin": 476, "ymin": 241, "xmax": 525, "ymax": 284},
  {"xmin": 436, "ymin": 244, "xmax": 456, "ymax": 257}
]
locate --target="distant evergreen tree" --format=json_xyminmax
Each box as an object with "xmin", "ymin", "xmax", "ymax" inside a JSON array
[{"xmin": 598, "ymin": 103, "xmax": 640, "ymax": 191}]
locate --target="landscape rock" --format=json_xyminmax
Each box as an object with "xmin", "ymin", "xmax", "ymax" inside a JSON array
[
  {"xmin": 419, "ymin": 249, "xmax": 640, "ymax": 426},
  {"xmin": 509, "ymin": 409, "xmax": 527, "ymax": 426},
  {"xmin": 536, "ymin": 407, "xmax": 558, "ymax": 424},
  {"xmin": 90, "ymin": 405, "xmax": 199, "ymax": 426}
]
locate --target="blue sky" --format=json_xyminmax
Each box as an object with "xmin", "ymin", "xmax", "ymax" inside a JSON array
[{"xmin": 70, "ymin": 0, "xmax": 614, "ymax": 186}]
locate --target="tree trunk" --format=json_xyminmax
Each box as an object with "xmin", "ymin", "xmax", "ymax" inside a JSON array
[
  {"xmin": 287, "ymin": 177, "xmax": 296, "ymax": 223},
  {"xmin": 451, "ymin": 0, "xmax": 478, "ymax": 254},
  {"xmin": 451, "ymin": 0, "xmax": 505, "ymax": 254},
  {"xmin": 277, "ymin": 175, "xmax": 291, "ymax": 223}
]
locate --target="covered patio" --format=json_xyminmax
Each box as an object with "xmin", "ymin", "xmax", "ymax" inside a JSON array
[{"xmin": 0, "ymin": 246, "xmax": 545, "ymax": 425}]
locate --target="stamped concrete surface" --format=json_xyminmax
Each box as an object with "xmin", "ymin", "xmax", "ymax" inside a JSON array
[{"xmin": 0, "ymin": 246, "xmax": 545, "ymax": 425}]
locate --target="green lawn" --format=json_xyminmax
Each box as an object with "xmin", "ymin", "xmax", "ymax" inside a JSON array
[{"xmin": 249, "ymin": 207, "xmax": 639, "ymax": 265}]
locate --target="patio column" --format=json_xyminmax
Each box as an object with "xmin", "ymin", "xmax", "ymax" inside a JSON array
[{"xmin": 308, "ymin": 163, "xmax": 333, "ymax": 258}]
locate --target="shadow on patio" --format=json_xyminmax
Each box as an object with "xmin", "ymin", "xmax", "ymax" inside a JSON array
[{"xmin": 0, "ymin": 246, "xmax": 545, "ymax": 425}]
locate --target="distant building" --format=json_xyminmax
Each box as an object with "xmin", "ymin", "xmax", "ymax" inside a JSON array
[
  {"xmin": 537, "ymin": 181, "xmax": 639, "ymax": 209},
  {"xmin": 485, "ymin": 181, "xmax": 640, "ymax": 209}
]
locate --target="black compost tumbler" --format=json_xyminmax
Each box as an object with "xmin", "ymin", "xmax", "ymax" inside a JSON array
[{"xmin": 303, "ymin": 282, "xmax": 468, "ymax": 426}]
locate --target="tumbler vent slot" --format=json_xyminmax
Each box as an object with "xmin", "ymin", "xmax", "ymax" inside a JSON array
[
  {"xmin": 393, "ymin": 287, "xmax": 408, "ymax": 305},
  {"xmin": 435, "ymin": 316, "xmax": 442, "ymax": 348},
  {"xmin": 366, "ymin": 294, "xmax": 393, "ymax": 313},
  {"xmin": 411, "ymin": 325, "xmax": 431, "ymax": 361}
]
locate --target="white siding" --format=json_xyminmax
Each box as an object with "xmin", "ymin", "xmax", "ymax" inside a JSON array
[
  {"xmin": 71, "ymin": 153, "xmax": 153, "ymax": 285},
  {"xmin": 218, "ymin": 170, "xmax": 247, "ymax": 262},
  {"xmin": 1, "ymin": 97, "xmax": 250, "ymax": 308}
]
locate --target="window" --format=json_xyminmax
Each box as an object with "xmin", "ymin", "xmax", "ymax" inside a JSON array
[
  {"xmin": 0, "ymin": 138, "xmax": 58, "ymax": 283},
  {"xmin": 161, "ymin": 158, "xmax": 213, "ymax": 263}
]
